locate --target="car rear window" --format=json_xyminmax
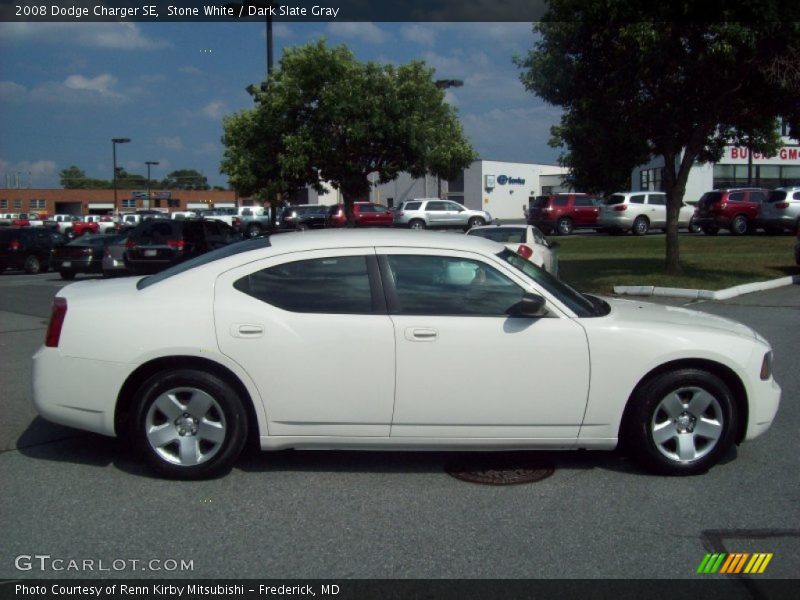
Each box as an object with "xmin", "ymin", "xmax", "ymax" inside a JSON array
[
  {"xmin": 131, "ymin": 221, "xmax": 179, "ymax": 243},
  {"xmin": 531, "ymin": 196, "xmax": 550, "ymax": 208},
  {"xmin": 700, "ymin": 192, "xmax": 723, "ymax": 204},
  {"xmin": 767, "ymin": 191, "xmax": 787, "ymax": 203},
  {"xmin": 137, "ymin": 237, "xmax": 273, "ymax": 290},
  {"xmin": 402, "ymin": 202, "xmax": 422, "ymax": 211},
  {"xmin": 605, "ymin": 195, "xmax": 626, "ymax": 205}
]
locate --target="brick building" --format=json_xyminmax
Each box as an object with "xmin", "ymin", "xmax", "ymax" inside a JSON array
[{"xmin": 0, "ymin": 188, "xmax": 256, "ymax": 216}]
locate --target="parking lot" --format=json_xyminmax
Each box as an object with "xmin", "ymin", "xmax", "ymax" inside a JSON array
[{"xmin": 1, "ymin": 270, "xmax": 798, "ymax": 581}]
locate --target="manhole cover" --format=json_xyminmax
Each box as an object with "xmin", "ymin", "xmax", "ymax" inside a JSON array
[{"xmin": 445, "ymin": 459, "xmax": 555, "ymax": 486}]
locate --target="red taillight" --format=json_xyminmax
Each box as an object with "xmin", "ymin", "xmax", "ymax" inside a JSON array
[
  {"xmin": 45, "ymin": 297, "xmax": 67, "ymax": 348},
  {"xmin": 103, "ymin": 248, "xmax": 111, "ymax": 258},
  {"xmin": 613, "ymin": 205, "xmax": 628, "ymax": 211},
  {"xmin": 126, "ymin": 239, "xmax": 137, "ymax": 249},
  {"xmin": 232, "ymin": 217, "xmax": 241, "ymax": 226},
  {"xmin": 516, "ymin": 244, "xmax": 533, "ymax": 260},
  {"xmin": 775, "ymin": 202, "xmax": 789, "ymax": 209},
  {"xmin": 9, "ymin": 240, "xmax": 21, "ymax": 251},
  {"xmin": 167, "ymin": 239, "xmax": 185, "ymax": 249}
]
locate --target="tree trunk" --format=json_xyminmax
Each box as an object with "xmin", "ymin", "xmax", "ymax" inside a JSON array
[{"xmin": 661, "ymin": 150, "xmax": 694, "ymax": 276}]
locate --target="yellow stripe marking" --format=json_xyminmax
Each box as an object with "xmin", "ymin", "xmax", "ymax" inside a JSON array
[
  {"xmin": 757, "ymin": 554, "xmax": 773, "ymax": 574},
  {"xmin": 733, "ymin": 553, "xmax": 750, "ymax": 574}
]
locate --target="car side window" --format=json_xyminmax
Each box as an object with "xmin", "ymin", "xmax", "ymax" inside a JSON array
[
  {"xmin": 647, "ymin": 195, "xmax": 666, "ymax": 206},
  {"xmin": 729, "ymin": 192, "xmax": 745, "ymax": 202},
  {"xmin": 749, "ymin": 191, "xmax": 767, "ymax": 203},
  {"xmin": 553, "ymin": 197, "xmax": 569, "ymax": 207},
  {"xmin": 445, "ymin": 202, "xmax": 464, "ymax": 211},
  {"xmin": 234, "ymin": 256, "xmax": 374, "ymax": 314},
  {"xmin": 403, "ymin": 202, "xmax": 422, "ymax": 211},
  {"xmin": 385, "ymin": 255, "xmax": 525, "ymax": 316},
  {"xmin": 426, "ymin": 201, "xmax": 447, "ymax": 212},
  {"xmin": 794, "ymin": 192, "xmax": 800, "ymax": 200},
  {"xmin": 573, "ymin": 197, "xmax": 592, "ymax": 207},
  {"xmin": 630, "ymin": 195, "xmax": 646, "ymax": 204}
]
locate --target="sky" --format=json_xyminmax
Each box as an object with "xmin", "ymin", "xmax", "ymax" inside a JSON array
[{"xmin": 0, "ymin": 20, "xmax": 562, "ymax": 189}]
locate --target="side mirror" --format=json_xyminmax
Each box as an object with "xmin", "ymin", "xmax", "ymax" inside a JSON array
[{"xmin": 508, "ymin": 292, "xmax": 547, "ymax": 318}]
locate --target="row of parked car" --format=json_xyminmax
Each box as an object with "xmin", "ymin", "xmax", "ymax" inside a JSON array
[{"xmin": 525, "ymin": 187, "xmax": 800, "ymax": 236}]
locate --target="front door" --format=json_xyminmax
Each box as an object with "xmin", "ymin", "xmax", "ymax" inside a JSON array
[{"xmin": 379, "ymin": 250, "xmax": 590, "ymax": 442}]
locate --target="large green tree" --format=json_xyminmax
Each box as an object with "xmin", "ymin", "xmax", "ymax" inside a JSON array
[
  {"xmin": 160, "ymin": 169, "xmax": 210, "ymax": 190},
  {"xmin": 517, "ymin": 1, "xmax": 800, "ymax": 274},
  {"xmin": 221, "ymin": 39, "xmax": 476, "ymax": 223},
  {"xmin": 59, "ymin": 165, "xmax": 111, "ymax": 189}
]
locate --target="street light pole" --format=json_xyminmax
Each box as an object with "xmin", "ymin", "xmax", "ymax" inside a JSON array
[
  {"xmin": 145, "ymin": 161, "xmax": 159, "ymax": 210},
  {"xmin": 112, "ymin": 138, "xmax": 131, "ymax": 213}
]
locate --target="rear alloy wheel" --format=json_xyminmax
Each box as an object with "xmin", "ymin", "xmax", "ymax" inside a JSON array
[
  {"xmin": 625, "ymin": 369, "xmax": 736, "ymax": 475},
  {"xmin": 688, "ymin": 217, "xmax": 702, "ymax": 234},
  {"xmin": 467, "ymin": 217, "xmax": 485, "ymax": 228},
  {"xmin": 60, "ymin": 270, "xmax": 75, "ymax": 280},
  {"xmin": 246, "ymin": 224, "xmax": 261, "ymax": 238},
  {"xmin": 632, "ymin": 216, "xmax": 649, "ymax": 236},
  {"xmin": 24, "ymin": 255, "xmax": 41, "ymax": 274},
  {"xmin": 556, "ymin": 217, "xmax": 573, "ymax": 236},
  {"xmin": 730, "ymin": 214, "xmax": 749, "ymax": 236},
  {"xmin": 409, "ymin": 219, "xmax": 426, "ymax": 230},
  {"xmin": 131, "ymin": 370, "xmax": 248, "ymax": 479},
  {"xmin": 65, "ymin": 228, "xmax": 75, "ymax": 240}
]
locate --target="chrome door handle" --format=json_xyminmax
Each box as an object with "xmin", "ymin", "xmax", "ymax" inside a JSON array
[
  {"xmin": 405, "ymin": 327, "xmax": 438, "ymax": 341},
  {"xmin": 231, "ymin": 324, "xmax": 264, "ymax": 338}
]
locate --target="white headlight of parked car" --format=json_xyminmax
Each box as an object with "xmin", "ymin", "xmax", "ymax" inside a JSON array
[{"xmin": 33, "ymin": 230, "xmax": 780, "ymax": 479}]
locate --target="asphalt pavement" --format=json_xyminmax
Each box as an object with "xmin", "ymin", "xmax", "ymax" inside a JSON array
[{"xmin": 0, "ymin": 270, "xmax": 798, "ymax": 582}]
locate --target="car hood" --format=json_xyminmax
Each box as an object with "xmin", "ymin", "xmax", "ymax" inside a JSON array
[{"xmin": 600, "ymin": 297, "xmax": 758, "ymax": 341}]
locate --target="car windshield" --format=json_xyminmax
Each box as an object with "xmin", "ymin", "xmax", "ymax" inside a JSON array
[
  {"xmin": 137, "ymin": 237, "xmax": 273, "ymax": 290},
  {"xmin": 498, "ymin": 249, "xmax": 604, "ymax": 317}
]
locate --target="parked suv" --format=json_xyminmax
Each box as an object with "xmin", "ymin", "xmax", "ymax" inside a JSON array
[
  {"xmin": 597, "ymin": 191, "xmax": 697, "ymax": 235},
  {"xmin": 757, "ymin": 187, "xmax": 800, "ymax": 234},
  {"xmin": 277, "ymin": 204, "xmax": 330, "ymax": 230},
  {"xmin": 526, "ymin": 193, "xmax": 603, "ymax": 235},
  {"xmin": 0, "ymin": 227, "xmax": 65, "ymax": 274},
  {"xmin": 328, "ymin": 202, "xmax": 394, "ymax": 227},
  {"xmin": 125, "ymin": 219, "xmax": 242, "ymax": 275},
  {"xmin": 393, "ymin": 198, "xmax": 492, "ymax": 230},
  {"xmin": 693, "ymin": 188, "xmax": 769, "ymax": 235}
]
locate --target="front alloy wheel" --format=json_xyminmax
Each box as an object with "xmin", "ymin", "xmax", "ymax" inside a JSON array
[
  {"xmin": 132, "ymin": 370, "xmax": 248, "ymax": 479},
  {"xmin": 625, "ymin": 369, "xmax": 736, "ymax": 475},
  {"xmin": 632, "ymin": 216, "xmax": 649, "ymax": 236},
  {"xmin": 730, "ymin": 214, "xmax": 749, "ymax": 236},
  {"xmin": 468, "ymin": 217, "xmax": 485, "ymax": 228},
  {"xmin": 556, "ymin": 217, "xmax": 573, "ymax": 235}
]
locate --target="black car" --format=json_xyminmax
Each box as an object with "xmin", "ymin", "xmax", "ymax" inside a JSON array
[
  {"xmin": 51, "ymin": 233, "xmax": 127, "ymax": 280},
  {"xmin": 125, "ymin": 219, "xmax": 243, "ymax": 275},
  {"xmin": 0, "ymin": 227, "xmax": 66, "ymax": 274},
  {"xmin": 278, "ymin": 204, "xmax": 330, "ymax": 230}
]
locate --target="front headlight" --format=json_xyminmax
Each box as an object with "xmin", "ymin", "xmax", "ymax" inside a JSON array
[{"xmin": 760, "ymin": 351, "xmax": 773, "ymax": 380}]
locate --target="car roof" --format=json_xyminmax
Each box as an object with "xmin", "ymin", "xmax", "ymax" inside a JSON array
[{"xmin": 264, "ymin": 229, "xmax": 505, "ymax": 255}]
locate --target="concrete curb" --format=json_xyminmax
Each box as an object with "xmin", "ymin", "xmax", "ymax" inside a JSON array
[{"xmin": 614, "ymin": 274, "xmax": 800, "ymax": 300}]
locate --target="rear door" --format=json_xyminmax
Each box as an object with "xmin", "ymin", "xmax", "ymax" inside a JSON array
[
  {"xmin": 214, "ymin": 249, "xmax": 395, "ymax": 437},
  {"xmin": 646, "ymin": 193, "xmax": 667, "ymax": 227},
  {"xmin": 572, "ymin": 196, "xmax": 599, "ymax": 226}
]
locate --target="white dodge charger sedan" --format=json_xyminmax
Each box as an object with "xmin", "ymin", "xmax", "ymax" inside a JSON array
[{"xmin": 33, "ymin": 230, "xmax": 781, "ymax": 479}]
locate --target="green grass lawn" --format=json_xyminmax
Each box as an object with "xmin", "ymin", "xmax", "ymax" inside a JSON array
[{"xmin": 556, "ymin": 234, "xmax": 799, "ymax": 293}]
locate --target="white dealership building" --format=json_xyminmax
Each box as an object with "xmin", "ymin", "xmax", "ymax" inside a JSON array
[
  {"xmin": 308, "ymin": 159, "xmax": 569, "ymax": 221},
  {"xmin": 632, "ymin": 129, "xmax": 800, "ymax": 201}
]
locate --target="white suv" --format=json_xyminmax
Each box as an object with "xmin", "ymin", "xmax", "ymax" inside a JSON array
[
  {"xmin": 758, "ymin": 187, "xmax": 800, "ymax": 234},
  {"xmin": 393, "ymin": 198, "xmax": 492, "ymax": 230},
  {"xmin": 597, "ymin": 191, "xmax": 697, "ymax": 235}
]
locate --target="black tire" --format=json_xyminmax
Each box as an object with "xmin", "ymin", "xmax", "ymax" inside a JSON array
[
  {"xmin": 24, "ymin": 254, "xmax": 41, "ymax": 274},
  {"xmin": 468, "ymin": 217, "xmax": 485, "ymax": 228},
  {"xmin": 632, "ymin": 216, "xmax": 649, "ymax": 236},
  {"xmin": 624, "ymin": 369, "xmax": 737, "ymax": 476},
  {"xmin": 688, "ymin": 217, "xmax": 702, "ymax": 234},
  {"xmin": 65, "ymin": 228, "xmax": 75, "ymax": 240},
  {"xmin": 763, "ymin": 225, "xmax": 781, "ymax": 235},
  {"xmin": 60, "ymin": 270, "xmax": 75, "ymax": 280},
  {"xmin": 556, "ymin": 217, "xmax": 573, "ymax": 236},
  {"xmin": 409, "ymin": 219, "xmax": 426, "ymax": 230},
  {"xmin": 730, "ymin": 214, "xmax": 749, "ymax": 236},
  {"xmin": 246, "ymin": 224, "xmax": 261, "ymax": 238},
  {"xmin": 702, "ymin": 225, "xmax": 719, "ymax": 236},
  {"xmin": 130, "ymin": 369, "xmax": 249, "ymax": 479}
]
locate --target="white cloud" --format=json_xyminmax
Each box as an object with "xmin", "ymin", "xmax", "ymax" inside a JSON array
[
  {"xmin": 157, "ymin": 136, "xmax": 184, "ymax": 150},
  {"xmin": 201, "ymin": 101, "xmax": 227, "ymax": 120},
  {"xmin": 326, "ymin": 22, "xmax": 389, "ymax": 44},
  {"xmin": 0, "ymin": 81, "xmax": 27, "ymax": 103},
  {"xmin": 0, "ymin": 159, "xmax": 58, "ymax": 186},
  {"xmin": 64, "ymin": 74, "xmax": 121, "ymax": 99},
  {"xmin": 193, "ymin": 142, "xmax": 218, "ymax": 156},
  {"xmin": 401, "ymin": 25, "xmax": 436, "ymax": 47},
  {"xmin": 0, "ymin": 22, "xmax": 169, "ymax": 50},
  {"xmin": 272, "ymin": 23, "xmax": 294, "ymax": 40}
]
